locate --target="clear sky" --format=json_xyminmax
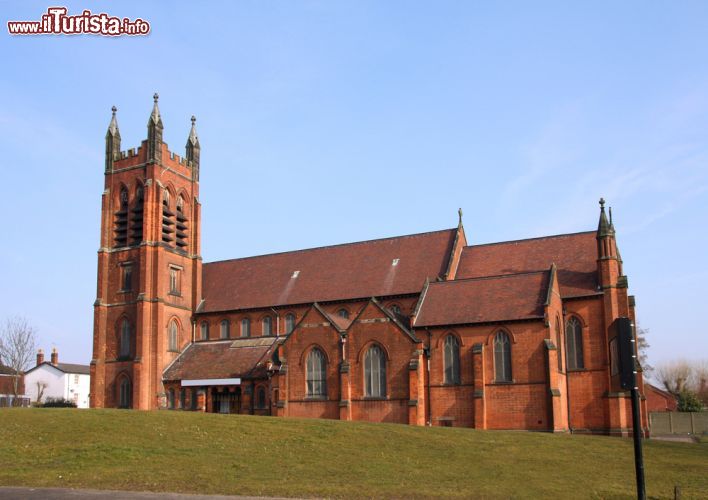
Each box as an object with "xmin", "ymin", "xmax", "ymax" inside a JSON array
[{"xmin": 1, "ymin": 1, "xmax": 706, "ymax": 372}]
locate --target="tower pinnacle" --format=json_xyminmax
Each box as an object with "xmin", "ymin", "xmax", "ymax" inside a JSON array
[
  {"xmin": 105, "ymin": 105, "xmax": 121, "ymax": 171},
  {"xmin": 185, "ymin": 115, "xmax": 201, "ymax": 178},
  {"xmin": 597, "ymin": 197, "xmax": 611, "ymax": 237},
  {"xmin": 147, "ymin": 93, "xmax": 163, "ymax": 163}
]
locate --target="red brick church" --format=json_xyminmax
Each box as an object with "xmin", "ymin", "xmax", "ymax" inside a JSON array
[{"xmin": 91, "ymin": 96, "xmax": 648, "ymax": 435}]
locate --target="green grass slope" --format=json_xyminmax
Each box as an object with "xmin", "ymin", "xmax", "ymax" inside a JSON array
[{"xmin": 0, "ymin": 409, "xmax": 705, "ymax": 498}]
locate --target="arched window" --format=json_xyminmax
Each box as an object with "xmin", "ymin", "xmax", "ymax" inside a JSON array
[
  {"xmin": 338, "ymin": 308, "xmax": 349, "ymax": 319},
  {"xmin": 443, "ymin": 334, "xmax": 460, "ymax": 384},
  {"xmin": 119, "ymin": 319, "xmax": 131, "ymax": 358},
  {"xmin": 256, "ymin": 387, "xmax": 267, "ymax": 409},
  {"xmin": 168, "ymin": 320, "xmax": 178, "ymax": 352},
  {"xmin": 555, "ymin": 317, "xmax": 563, "ymax": 372},
  {"xmin": 168, "ymin": 388, "xmax": 175, "ymax": 409},
  {"xmin": 566, "ymin": 317, "xmax": 584, "ymax": 370},
  {"xmin": 494, "ymin": 331, "xmax": 512, "ymax": 382},
  {"xmin": 220, "ymin": 320, "xmax": 229, "ymax": 339},
  {"xmin": 114, "ymin": 186, "xmax": 129, "ymax": 247},
  {"xmin": 161, "ymin": 189, "xmax": 175, "ymax": 246},
  {"xmin": 306, "ymin": 348, "xmax": 327, "ymax": 397},
  {"xmin": 131, "ymin": 184, "xmax": 144, "ymax": 245},
  {"xmin": 364, "ymin": 345, "xmax": 386, "ymax": 398},
  {"xmin": 200, "ymin": 321, "xmax": 209, "ymax": 340},
  {"xmin": 285, "ymin": 313, "xmax": 295, "ymax": 334},
  {"xmin": 118, "ymin": 376, "xmax": 131, "ymax": 409},
  {"xmin": 262, "ymin": 316, "xmax": 272, "ymax": 336},
  {"xmin": 175, "ymin": 195, "xmax": 188, "ymax": 249},
  {"xmin": 241, "ymin": 318, "xmax": 251, "ymax": 338}
]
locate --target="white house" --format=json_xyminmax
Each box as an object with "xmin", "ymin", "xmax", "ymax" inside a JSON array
[{"xmin": 24, "ymin": 348, "xmax": 91, "ymax": 408}]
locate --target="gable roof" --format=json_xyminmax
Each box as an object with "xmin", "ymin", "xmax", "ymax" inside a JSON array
[
  {"xmin": 24, "ymin": 362, "xmax": 90, "ymax": 376},
  {"xmin": 455, "ymin": 231, "xmax": 599, "ymax": 298},
  {"xmin": 163, "ymin": 338, "xmax": 278, "ymax": 381},
  {"xmin": 55, "ymin": 363, "xmax": 90, "ymax": 375},
  {"xmin": 414, "ymin": 271, "xmax": 550, "ymax": 327},
  {"xmin": 201, "ymin": 229, "xmax": 457, "ymax": 313}
]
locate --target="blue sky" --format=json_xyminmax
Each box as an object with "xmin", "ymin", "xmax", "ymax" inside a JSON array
[{"xmin": 1, "ymin": 1, "xmax": 707, "ymax": 372}]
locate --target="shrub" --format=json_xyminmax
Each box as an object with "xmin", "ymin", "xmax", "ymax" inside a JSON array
[
  {"xmin": 677, "ymin": 390, "xmax": 703, "ymax": 412},
  {"xmin": 41, "ymin": 397, "xmax": 77, "ymax": 408}
]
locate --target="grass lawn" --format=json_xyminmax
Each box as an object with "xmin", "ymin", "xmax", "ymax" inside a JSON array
[{"xmin": 0, "ymin": 409, "xmax": 706, "ymax": 499}]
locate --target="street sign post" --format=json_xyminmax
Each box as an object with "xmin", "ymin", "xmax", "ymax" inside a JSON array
[{"xmin": 615, "ymin": 317, "xmax": 646, "ymax": 500}]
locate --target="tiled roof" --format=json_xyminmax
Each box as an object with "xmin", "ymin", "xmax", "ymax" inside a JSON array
[
  {"xmin": 163, "ymin": 339, "xmax": 278, "ymax": 381},
  {"xmin": 414, "ymin": 271, "xmax": 550, "ymax": 327},
  {"xmin": 0, "ymin": 364, "xmax": 20, "ymax": 376},
  {"xmin": 201, "ymin": 229, "xmax": 457, "ymax": 312},
  {"xmin": 55, "ymin": 363, "xmax": 90, "ymax": 375},
  {"xmin": 455, "ymin": 231, "xmax": 599, "ymax": 298},
  {"xmin": 24, "ymin": 362, "xmax": 90, "ymax": 376}
]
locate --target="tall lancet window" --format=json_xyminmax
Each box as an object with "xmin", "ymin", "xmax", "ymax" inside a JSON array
[
  {"xmin": 494, "ymin": 331, "xmax": 512, "ymax": 382},
  {"xmin": 119, "ymin": 319, "xmax": 131, "ymax": 358},
  {"xmin": 168, "ymin": 320, "xmax": 179, "ymax": 352},
  {"xmin": 175, "ymin": 195, "xmax": 188, "ymax": 250},
  {"xmin": 364, "ymin": 345, "xmax": 386, "ymax": 398},
  {"xmin": 306, "ymin": 348, "xmax": 327, "ymax": 397},
  {"xmin": 161, "ymin": 189, "xmax": 175, "ymax": 246},
  {"xmin": 443, "ymin": 335, "xmax": 461, "ymax": 384},
  {"xmin": 114, "ymin": 187, "xmax": 129, "ymax": 247},
  {"xmin": 565, "ymin": 317, "xmax": 584, "ymax": 370},
  {"xmin": 130, "ymin": 184, "xmax": 144, "ymax": 245}
]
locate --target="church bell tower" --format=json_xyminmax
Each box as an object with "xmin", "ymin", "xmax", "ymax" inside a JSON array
[{"xmin": 91, "ymin": 95, "xmax": 202, "ymax": 410}]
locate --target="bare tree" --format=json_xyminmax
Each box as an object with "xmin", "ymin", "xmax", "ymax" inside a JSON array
[
  {"xmin": 656, "ymin": 359, "xmax": 692, "ymax": 395},
  {"xmin": 0, "ymin": 316, "xmax": 38, "ymax": 405},
  {"xmin": 35, "ymin": 380, "xmax": 48, "ymax": 403},
  {"xmin": 635, "ymin": 324, "xmax": 652, "ymax": 377}
]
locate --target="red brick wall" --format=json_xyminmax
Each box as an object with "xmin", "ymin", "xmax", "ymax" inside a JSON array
[
  {"xmin": 92, "ymin": 139, "xmax": 201, "ymax": 410},
  {"xmin": 645, "ymin": 384, "xmax": 677, "ymax": 412},
  {"xmin": 346, "ymin": 301, "xmax": 418, "ymax": 423},
  {"xmin": 282, "ymin": 306, "xmax": 341, "ymax": 420},
  {"xmin": 423, "ymin": 321, "xmax": 554, "ymax": 430}
]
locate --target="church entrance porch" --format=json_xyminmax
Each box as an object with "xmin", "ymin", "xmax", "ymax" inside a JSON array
[
  {"xmin": 181, "ymin": 377, "xmax": 242, "ymax": 414},
  {"xmin": 212, "ymin": 387, "xmax": 241, "ymax": 414}
]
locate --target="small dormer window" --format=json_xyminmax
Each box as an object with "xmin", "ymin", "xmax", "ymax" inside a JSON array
[{"xmin": 392, "ymin": 258, "xmax": 400, "ymax": 266}]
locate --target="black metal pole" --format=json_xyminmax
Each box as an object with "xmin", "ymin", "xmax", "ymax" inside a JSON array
[{"xmin": 630, "ymin": 386, "xmax": 646, "ymax": 500}]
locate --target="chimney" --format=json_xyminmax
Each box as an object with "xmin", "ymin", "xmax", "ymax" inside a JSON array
[
  {"xmin": 51, "ymin": 347, "xmax": 58, "ymax": 366},
  {"xmin": 37, "ymin": 349, "xmax": 44, "ymax": 366}
]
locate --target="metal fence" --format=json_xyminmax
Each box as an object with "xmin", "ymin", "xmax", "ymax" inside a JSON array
[{"xmin": 649, "ymin": 411, "xmax": 708, "ymax": 435}]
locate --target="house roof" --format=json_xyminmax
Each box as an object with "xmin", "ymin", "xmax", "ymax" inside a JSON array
[
  {"xmin": 24, "ymin": 362, "xmax": 90, "ymax": 376},
  {"xmin": 163, "ymin": 338, "xmax": 278, "ymax": 381},
  {"xmin": 201, "ymin": 228, "xmax": 457, "ymax": 312},
  {"xmin": 455, "ymin": 231, "xmax": 599, "ymax": 298},
  {"xmin": 0, "ymin": 364, "xmax": 20, "ymax": 376},
  {"xmin": 414, "ymin": 271, "xmax": 550, "ymax": 327},
  {"xmin": 56, "ymin": 363, "xmax": 90, "ymax": 375},
  {"xmin": 645, "ymin": 383, "xmax": 677, "ymax": 401}
]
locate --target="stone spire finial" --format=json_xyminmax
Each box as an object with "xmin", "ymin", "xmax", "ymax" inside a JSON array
[
  {"xmin": 149, "ymin": 93, "xmax": 162, "ymax": 125},
  {"xmin": 187, "ymin": 115, "xmax": 199, "ymax": 146},
  {"xmin": 105, "ymin": 105, "xmax": 121, "ymax": 171},
  {"xmin": 147, "ymin": 93, "xmax": 164, "ymax": 163},
  {"xmin": 107, "ymin": 106, "xmax": 119, "ymax": 135},
  {"xmin": 185, "ymin": 115, "xmax": 201, "ymax": 177},
  {"xmin": 597, "ymin": 197, "xmax": 612, "ymax": 237},
  {"xmin": 458, "ymin": 207, "xmax": 463, "ymax": 225}
]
